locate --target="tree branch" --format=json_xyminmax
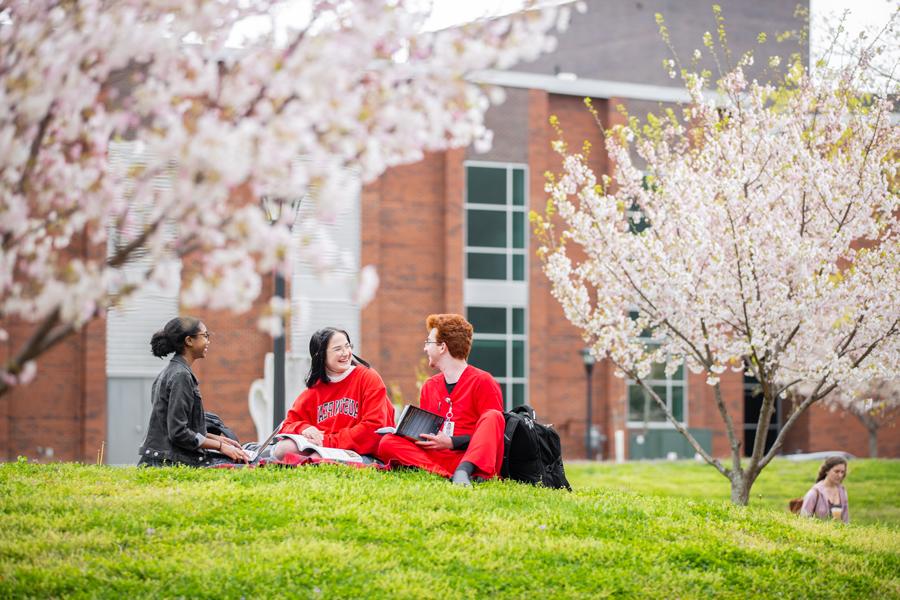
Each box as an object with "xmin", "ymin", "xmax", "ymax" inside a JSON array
[
  {"xmin": 625, "ymin": 363, "xmax": 729, "ymax": 478},
  {"xmin": 16, "ymin": 103, "xmax": 55, "ymax": 195}
]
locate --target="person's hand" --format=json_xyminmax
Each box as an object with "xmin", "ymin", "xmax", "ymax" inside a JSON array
[
  {"xmin": 222, "ymin": 443, "xmax": 251, "ymax": 463},
  {"xmin": 301, "ymin": 426, "xmax": 324, "ymax": 445},
  {"xmin": 416, "ymin": 432, "xmax": 452, "ymax": 450},
  {"xmin": 219, "ymin": 436, "xmax": 242, "ymax": 450}
]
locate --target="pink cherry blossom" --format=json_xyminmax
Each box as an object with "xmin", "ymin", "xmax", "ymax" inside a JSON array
[{"xmin": 1, "ymin": 0, "xmax": 570, "ymax": 395}]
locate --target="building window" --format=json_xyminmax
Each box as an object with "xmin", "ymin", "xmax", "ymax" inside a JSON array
[
  {"xmin": 464, "ymin": 162, "xmax": 528, "ymax": 410},
  {"xmin": 626, "ymin": 174, "xmax": 653, "ymax": 234},
  {"xmin": 465, "ymin": 164, "xmax": 527, "ymax": 281},
  {"xmin": 466, "ymin": 305, "xmax": 527, "ymax": 410},
  {"xmin": 625, "ymin": 311, "xmax": 687, "ymax": 427}
]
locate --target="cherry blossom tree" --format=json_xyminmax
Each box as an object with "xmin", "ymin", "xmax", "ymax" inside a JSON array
[
  {"xmin": 533, "ymin": 14, "xmax": 899, "ymax": 504},
  {"xmin": 0, "ymin": 0, "xmax": 574, "ymax": 394},
  {"xmin": 818, "ymin": 379, "xmax": 900, "ymax": 458}
]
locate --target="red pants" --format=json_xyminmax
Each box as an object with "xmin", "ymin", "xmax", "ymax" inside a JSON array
[{"xmin": 376, "ymin": 409, "xmax": 505, "ymax": 479}]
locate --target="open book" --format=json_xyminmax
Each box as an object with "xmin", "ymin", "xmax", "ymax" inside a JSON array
[
  {"xmin": 272, "ymin": 433, "xmax": 366, "ymax": 463},
  {"xmin": 375, "ymin": 405, "xmax": 445, "ymax": 441}
]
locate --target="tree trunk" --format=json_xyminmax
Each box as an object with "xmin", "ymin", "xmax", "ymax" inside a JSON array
[
  {"xmin": 868, "ymin": 427, "xmax": 879, "ymax": 458},
  {"xmin": 730, "ymin": 472, "xmax": 751, "ymax": 506}
]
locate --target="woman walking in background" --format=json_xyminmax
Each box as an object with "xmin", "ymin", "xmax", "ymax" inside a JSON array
[
  {"xmin": 800, "ymin": 456, "xmax": 850, "ymax": 523},
  {"xmin": 139, "ymin": 317, "xmax": 249, "ymax": 466}
]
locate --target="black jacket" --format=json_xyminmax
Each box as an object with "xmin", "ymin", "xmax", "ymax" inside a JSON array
[{"xmin": 138, "ymin": 355, "xmax": 211, "ymax": 466}]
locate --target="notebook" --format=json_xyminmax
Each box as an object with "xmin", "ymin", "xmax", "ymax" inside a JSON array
[{"xmin": 271, "ymin": 434, "xmax": 366, "ymax": 463}]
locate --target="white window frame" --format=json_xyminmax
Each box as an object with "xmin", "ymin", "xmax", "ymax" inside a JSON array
[
  {"xmin": 467, "ymin": 305, "xmax": 528, "ymax": 411},
  {"xmin": 463, "ymin": 161, "xmax": 529, "ymax": 411},
  {"xmin": 625, "ymin": 321, "xmax": 688, "ymax": 430},
  {"xmin": 463, "ymin": 160, "xmax": 529, "ymax": 287}
]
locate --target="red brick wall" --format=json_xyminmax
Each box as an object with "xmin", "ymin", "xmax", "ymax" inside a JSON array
[
  {"xmin": 782, "ymin": 402, "xmax": 900, "ymax": 458},
  {"xmin": 526, "ymin": 92, "xmax": 616, "ymax": 459},
  {"xmin": 1, "ymin": 233, "xmax": 107, "ymax": 463},
  {"xmin": 360, "ymin": 151, "xmax": 456, "ymax": 406},
  {"xmin": 190, "ymin": 299, "xmax": 270, "ymax": 444},
  {"xmin": 2, "ymin": 322, "xmax": 91, "ymax": 462}
]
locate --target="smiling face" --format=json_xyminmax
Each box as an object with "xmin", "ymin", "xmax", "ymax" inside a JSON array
[
  {"xmin": 185, "ymin": 322, "xmax": 210, "ymax": 361},
  {"xmin": 324, "ymin": 331, "xmax": 353, "ymax": 375},
  {"xmin": 825, "ymin": 462, "xmax": 847, "ymax": 486}
]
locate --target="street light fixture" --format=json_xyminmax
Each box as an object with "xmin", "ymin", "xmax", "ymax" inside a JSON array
[
  {"xmin": 260, "ymin": 195, "xmax": 301, "ymax": 430},
  {"xmin": 580, "ymin": 347, "xmax": 595, "ymax": 460}
]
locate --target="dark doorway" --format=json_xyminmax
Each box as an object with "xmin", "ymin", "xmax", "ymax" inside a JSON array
[{"xmin": 743, "ymin": 373, "xmax": 781, "ymax": 457}]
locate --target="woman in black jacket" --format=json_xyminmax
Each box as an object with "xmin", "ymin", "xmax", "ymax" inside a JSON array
[{"xmin": 138, "ymin": 317, "xmax": 248, "ymax": 466}]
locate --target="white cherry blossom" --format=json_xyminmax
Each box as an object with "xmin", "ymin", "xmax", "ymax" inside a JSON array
[{"xmin": 535, "ymin": 22, "xmax": 899, "ymax": 504}]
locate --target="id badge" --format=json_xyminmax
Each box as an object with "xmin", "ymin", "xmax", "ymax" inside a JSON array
[{"xmin": 442, "ymin": 420, "xmax": 455, "ymax": 437}]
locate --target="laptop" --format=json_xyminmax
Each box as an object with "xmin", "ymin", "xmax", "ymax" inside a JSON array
[{"xmin": 245, "ymin": 420, "xmax": 285, "ymax": 465}]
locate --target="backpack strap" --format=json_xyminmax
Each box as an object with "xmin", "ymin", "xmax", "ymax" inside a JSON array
[
  {"xmin": 501, "ymin": 413, "xmax": 524, "ymax": 478},
  {"xmin": 510, "ymin": 404, "xmax": 536, "ymax": 420}
]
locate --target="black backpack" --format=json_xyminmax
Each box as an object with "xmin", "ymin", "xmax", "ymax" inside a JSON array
[
  {"xmin": 204, "ymin": 411, "xmax": 240, "ymax": 443},
  {"xmin": 501, "ymin": 405, "xmax": 572, "ymax": 491}
]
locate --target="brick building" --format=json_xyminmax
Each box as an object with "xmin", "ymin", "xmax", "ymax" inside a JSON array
[{"xmin": 3, "ymin": 0, "xmax": 897, "ymax": 463}]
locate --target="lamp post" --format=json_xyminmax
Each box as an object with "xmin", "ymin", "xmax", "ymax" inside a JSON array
[
  {"xmin": 580, "ymin": 348, "xmax": 595, "ymax": 460},
  {"xmin": 260, "ymin": 196, "xmax": 301, "ymax": 430}
]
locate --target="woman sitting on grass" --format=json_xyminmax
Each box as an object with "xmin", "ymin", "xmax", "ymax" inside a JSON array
[
  {"xmin": 271, "ymin": 327, "xmax": 395, "ymax": 460},
  {"xmin": 799, "ymin": 456, "xmax": 849, "ymax": 523},
  {"xmin": 139, "ymin": 317, "xmax": 249, "ymax": 466}
]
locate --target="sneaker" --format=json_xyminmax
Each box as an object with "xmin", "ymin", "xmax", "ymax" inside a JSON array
[{"xmin": 451, "ymin": 469, "xmax": 472, "ymax": 487}]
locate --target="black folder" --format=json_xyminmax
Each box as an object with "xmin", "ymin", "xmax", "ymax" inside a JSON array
[{"xmin": 393, "ymin": 405, "xmax": 446, "ymax": 441}]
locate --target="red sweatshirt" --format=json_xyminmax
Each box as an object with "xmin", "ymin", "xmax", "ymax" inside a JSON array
[
  {"xmin": 419, "ymin": 365, "xmax": 503, "ymax": 436},
  {"xmin": 279, "ymin": 366, "xmax": 395, "ymax": 455}
]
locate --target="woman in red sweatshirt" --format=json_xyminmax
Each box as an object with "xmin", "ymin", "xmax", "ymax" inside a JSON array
[{"xmin": 272, "ymin": 327, "xmax": 395, "ymax": 458}]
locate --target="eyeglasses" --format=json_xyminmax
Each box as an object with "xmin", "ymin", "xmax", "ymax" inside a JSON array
[
  {"xmin": 193, "ymin": 332, "xmax": 212, "ymax": 340},
  {"xmin": 329, "ymin": 343, "xmax": 353, "ymax": 353},
  {"xmin": 424, "ymin": 340, "xmax": 442, "ymax": 346}
]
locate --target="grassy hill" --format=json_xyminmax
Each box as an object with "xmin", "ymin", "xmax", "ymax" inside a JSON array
[
  {"xmin": 569, "ymin": 458, "xmax": 900, "ymax": 527},
  {"xmin": 1, "ymin": 458, "xmax": 898, "ymax": 599}
]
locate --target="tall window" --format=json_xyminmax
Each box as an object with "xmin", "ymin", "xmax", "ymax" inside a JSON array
[
  {"xmin": 464, "ymin": 162, "xmax": 528, "ymax": 410},
  {"xmin": 626, "ymin": 311, "xmax": 687, "ymax": 427},
  {"xmin": 465, "ymin": 164, "xmax": 527, "ymax": 281},
  {"xmin": 466, "ymin": 306, "xmax": 527, "ymax": 409}
]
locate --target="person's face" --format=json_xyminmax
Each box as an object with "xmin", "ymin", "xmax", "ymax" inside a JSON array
[
  {"xmin": 186, "ymin": 323, "xmax": 211, "ymax": 360},
  {"xmin": 423, "ymin": 327, "xmax": 444, "ymax": 368},
  {"xmin": 325, "ymin": 332, "xmax": 353, "ymax": 375},
  {"xmin": 826, "ymin": 463, "xmax": 847, "ymax": 486}
]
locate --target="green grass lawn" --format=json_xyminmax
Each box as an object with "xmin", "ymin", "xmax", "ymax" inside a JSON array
[
  {"xmin": 1, "ymin": 458, "xmax": 898, "ymax": 599},
  {"xmin": 569, "ymin": 458, "xmax": 900, "ymax": 527}
]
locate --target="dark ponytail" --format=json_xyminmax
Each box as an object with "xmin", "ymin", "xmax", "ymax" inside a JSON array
[
  {"xmin": 150, "ymin": 317, "xmax": 202, "ymax": 358},
  {"xmin": 305, "ymin": 327, "xmax": 371, "ymax": 388}
]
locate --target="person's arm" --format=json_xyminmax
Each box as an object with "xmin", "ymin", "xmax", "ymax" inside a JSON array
[
  {"xmin": 475, "ymin": 374, "xmax": 504, "ymax": 414},
  {"xmin": 165, "ymin": 373, "xmax": 203, "ymax": 451},
  {"xmin": 798, "ymin": 486, "xmax": 820, "ymax": 518},
  {"xmin": 841, "ymin": 487, "xmax": 850, "ymax": 523},
  {"xmin": 207, "ymin": 432, "xmax": 242, "ymax": 450},
  {"xmin": 322, "ymin": 371, "xmax": 393, "ymax": 454},
  {"xmin": 200, "ymin": 434, "xmax": 249, "ymax": 462},
  {"xmin": 418, "ymin": 378, "xmax": 438, "ymax": 413},
  {"xmin": 280, "ymin": 389, "xmax": 317, "ymax": 435}
]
